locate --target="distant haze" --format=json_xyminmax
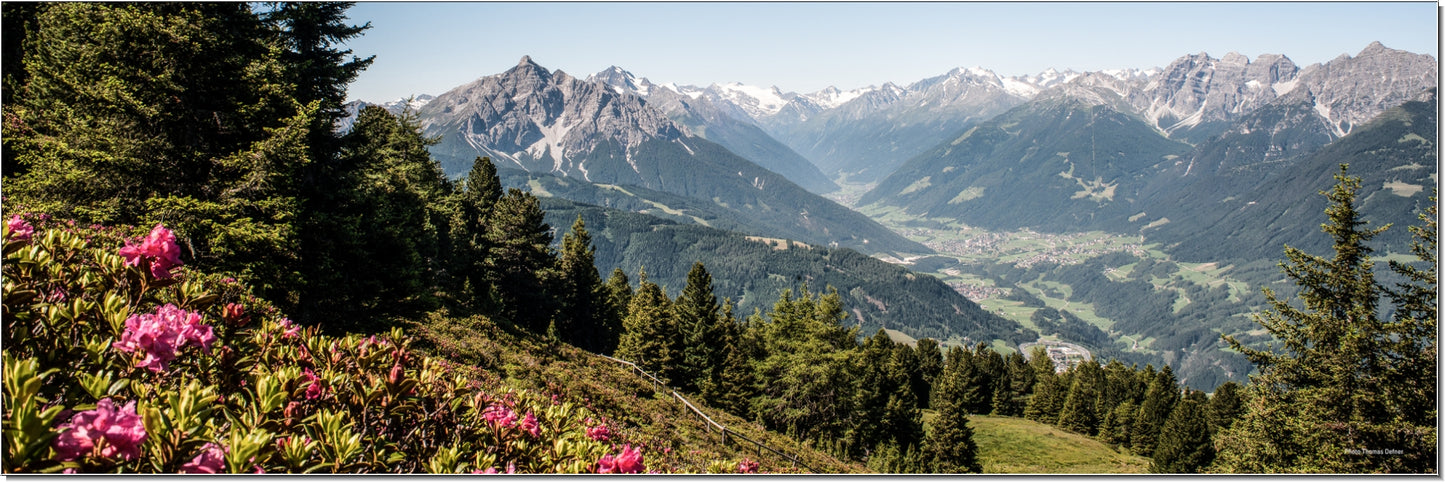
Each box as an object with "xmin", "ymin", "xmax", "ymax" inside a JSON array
[{"xmin": 343, "ymin": 2, "xmax": 1438, "ymax": 103}]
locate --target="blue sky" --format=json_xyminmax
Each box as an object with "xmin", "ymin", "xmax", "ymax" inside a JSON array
[{"xmin": 342, "ymin": 2, "xmax": 1439, "ymax": 102}]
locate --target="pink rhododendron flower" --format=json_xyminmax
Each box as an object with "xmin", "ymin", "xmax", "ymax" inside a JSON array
[
  {"xmin": 586, "ymin": 424, "xmax": 611, "ymax": 442},
  {"xmin": 278, "ymin": 317, "xmax": 301, "ymax": 339},
  {"xmin": 6, "ymin": 215, "xmax": 33, "ymax": 242},
  {"xmin": 113, "ymin": 304, "xmax": 213, "ymax": 371},
  {"xmin": 302, "ymin": 369, "xmax": 325, "ymax": 400},
  {"xmin": 180, "ymin": 442, "xmax": 226, "ymax": 473},
  {"xmin": 519, "ymin": 412, "xmax": 539, "ymax": 437},
  {"xmin": 118, "ymin": 224, "xmax": 184, "ymax": 279},
  {"xmin": 614, "ymin": 445, "xmax": 645, "ymax": 473},
  {"xmin": 595, "ymin": 454, "xmax": 617, "ymax": 474},
  {"xmin": 482, "ymin": 404, "xmax": 518, "ymax": 428},
  {"xmin": 738, "ymin": 458, "xmax": 760, "ymax": 474},
  {"xmin": 53, "ymin": 399, "xmax": 146, "ymax": 461}
]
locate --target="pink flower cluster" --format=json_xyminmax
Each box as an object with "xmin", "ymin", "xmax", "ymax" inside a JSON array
[
  {"xmin": 180, "ymin": 442, "xmax": 226, "ymax": 473},
  {"xmin": 118, "ymin": 224, "xmax": 183, "ymax": 279},
  {"xmin": 519, "ymin": 412, "xmax": 539, "ymax": 438},
  {"xmin": 53, "ymin": 398, "xmax": 147, "ymax": 462},
  {"xmin": 301, "ymin": 369, "xmax": 326, "ymax": 400},
  {"xmin": 6, "ymin": 215, "xmax": 33, "ymax": 242},
  {"xmin": 112, "ymin": 304, "xmax": 215, "ymax": 372},
  {"xmin": 595, "ymin": 444, "xmax": 644, "ymax": 474},
  {"xmin": 278, "ymin": 317, "xmax": 301, "ymax": 339},
  {"xmin": 738, "ymin": 458, "xmax": 760, "ymax": 474},
  {"xmin": 481, "ymin": 404, "xmax": 518, "ymax": 428},
  {"xmin": 586, "ymin": 423, "xmax": 611, "ymax": 442}
]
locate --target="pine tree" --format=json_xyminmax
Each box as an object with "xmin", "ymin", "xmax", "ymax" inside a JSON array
[
  {"xmin": 1215, "ymin": 167, "xmax": 1434, "ymax": 473},
  {"xmin": 749, "ymin": 286, "xmax": 858, "ymax": 444},
  {"xmin": 1023, "ymin": 347, "xmax": 1064, "ymax": 424},
  {"xmin": 1102, "ymin": 400, "xmax": 1137, "ymax": 448},
  {"xmin": 1057, "ymin": 360, "xmax": 1102, "ymax": 435},
  {"xmin": 922, "ymin": 344, "xmax": 983, "ymax": 473},
  {"xmin": 700, "ymin": 299, "xmax": 754, "ymax": 416},
  {"xmin": 555, "ymin": 215, "xmax": 608, "ymax": 352},
  {"xmin": 615, "ymin": 270, "xmax": 680, "ymax": 382},
  {"xmin": 449, "ymin": 157, "xmax": 505, "ymax": 313},
  {"xmin": 1131, "ymin": 365, "xmax": 1178, "ymax": 458},
  {"xmin": 1206, "ymin": 381, "xmax": 1245, "ymax": 434},
  {"xmin": 913, "ymin": 338, "xmax": 944, "ymax": 409},
  {"xmin": 1150, "ymin": 399, "xmax": 1215, "ymax": 473},
  {"xmin": 485, "ymin": 188, "xmax": 555, "ymax": 332},
  {"xmin": 673, "ymin": 262, "xmax": 721, "ymax": 392}
]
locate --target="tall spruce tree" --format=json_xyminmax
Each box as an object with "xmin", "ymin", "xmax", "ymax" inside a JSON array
[
  {"xmin": 1150, "ymin": 399, "xmax": 1215, "ymax": 473},
  {"xmin": 923, "ymin": 345, "xmax": 983, "ymax": 473},
  {"xmin": 1057, "ymin": 360, "xmax": 1103, "ymax": 435},
  {"xmin": 700, "ymin": 299, "xmax": 754, "ymax": 416},
  {"xmin": 1023, "ymin": 347, "xmax": 1064, "ymax": 424},
  {"xmin": 485, "ymin": 188, "xmax": 555, "ymax": 332},
  {"xmin": 449, "ymin": 157, "xmax": 505, "ymax": 313},
  {"xmin": 1131, "ymin": 365, "xmax": 1178, "ymax": 458},
  {"xmin": 1206, "ymin": 381, "xmax": 1245, "ymax": 434},
  {"xmin": 749, "ymin": 286, "xmax": 858, "ymax": 444},
  {"xmin": 555, "ymin": 215, "xmax": 608, "ymax": 352},
  {"xmin": 913, "ymin": 338, "xmax": 945, "ymax": 409},
  {"xmin": 673, "ymin": 262, "xmax": 721, "ymax": 392},
  {"xmin": 1215, "ymin": 167, "xmax": 1435, "ymax": 473},
  {"xmin": 615, "ymin": 270, "xmax": 680, "ymax": 382}
]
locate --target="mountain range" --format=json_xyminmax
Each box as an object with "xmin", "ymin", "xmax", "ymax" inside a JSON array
[{"xmin": 345, "ymin": 42, "xmax": 1436, "ymax": 386}]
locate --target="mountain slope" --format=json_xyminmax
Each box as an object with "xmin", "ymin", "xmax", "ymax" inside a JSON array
[
  {"xmin": 589, "ymin": 67, "xmax": 839, "ymax": 193},
  {"xmin": 757, "ymin": 69, "xmax": 1031, "ymax": 183},
  {"xmin": 536, "ymin": 197, "xmax": 1037, "ymax": 347},
  {"xmin": 417, "ymin": 57, "xmax": 923, "ymax": 254},
  {"xmin": 1157, "ymin": 89, "xmax": 1438, "ymax": 263},
  {"xmin": 858, "ymin": 93, "xmax": 1193, "ymax": 231}
]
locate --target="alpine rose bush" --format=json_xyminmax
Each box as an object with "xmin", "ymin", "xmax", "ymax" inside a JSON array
[{"xmin": 2, "ymin": 220, "xmax": 655, "ymax": 474}]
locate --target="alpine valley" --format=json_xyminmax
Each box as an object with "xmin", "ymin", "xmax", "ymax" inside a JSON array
[{"xmin": 348, "ymin": 42, "xmax": 1437, "ymax": 391}]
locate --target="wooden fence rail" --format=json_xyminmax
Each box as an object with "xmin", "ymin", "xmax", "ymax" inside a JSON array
[{"xmin": 598, "ymin": 355, "xmax": 819, "ymax": 472}]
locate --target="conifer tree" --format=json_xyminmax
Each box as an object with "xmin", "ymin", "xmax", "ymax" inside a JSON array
[
  {"xmin": 1057, "ymin": 360, "xmax": 1102, "ymax": 435},
  {"xmin": 1215, "ymin": 167, "xmax": 1435, "ymax": 473},
  {"xmin": 449, "ymin": 157, "xmax": 504, "ymax": 313},
  {"xmin": 1150, "ymin": 399, "xmax": 1214, "ymax": 473},
  {"xmin": 1131, "ymin": 365, "xmax": 1179, "ymax": 458},
  {"xmin": 913, "ymin": 338, "xmax": 945, "ymax": 409},
  {"xmin": 615, "ymin": 270, "xmax": 680, "ymax": 382},
  {"xmin": 750, "ymin": 286, "xmax": 857, "ymax": 444},
  {"xmin": 701, "ymin": 299, "xmax": 754, "ymax": 416},
  {"xmin": 674, "ymin": 262, "xmax": 721, "ymax": 392},
  {"xmin": 1023, "ymin": 347, "xmax": 1064, "ymax": 424},
  {"xmin": 923, "ymin": 345, "xmax": 983, "ymax": 473},
  {"xmin": 1206, "ymin": 381, "xmax": 1244, "ymax": 434},
  {"xmin": 555, "ymin": 215, "xmax": 608, "ymax": 352},
  {"xmin": 485, "ymin": 188, "xmax": 555, "ymax": 332},
  {"xmin": 1094, "ymin": 399, "xmax": 1135, "ymax": 449}
]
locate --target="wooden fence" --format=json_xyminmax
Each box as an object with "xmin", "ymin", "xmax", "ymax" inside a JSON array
[{"xmin": 598, "ymin": 355, "xmax": 820, "ymax": 472}]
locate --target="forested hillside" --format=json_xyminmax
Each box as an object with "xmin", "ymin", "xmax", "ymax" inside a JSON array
[{"xmin": 535, "ymin": 197, "xmax": 1036, "ymax": 346}]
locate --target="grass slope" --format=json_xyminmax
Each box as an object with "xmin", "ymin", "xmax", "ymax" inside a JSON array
[
  {"xmin": 410, "ymin": 313, "xmax": 865, "ymax": 474},
  {"xmin": 968, "ymin": 415, "xmax": 1149, "ymax": 474}
]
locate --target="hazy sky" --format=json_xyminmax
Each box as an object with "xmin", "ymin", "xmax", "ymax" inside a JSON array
[{"xmin": 342, "ymin": 2, "xmax": 1439, "ymax": 102}]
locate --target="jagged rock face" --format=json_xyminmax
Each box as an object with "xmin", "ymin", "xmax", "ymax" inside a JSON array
[
  {"xmin": 1289, "ymin": 41, "xmax": 1439, "ymax": 137},
  {"xmin": 1127, "ymin": 51, "xmax": 1299, "ymax": 141},
  {"xmin": 587, "ymin": 67, "xmax": 839, "ymax": 193},
  {"xmin": 419, "ymin": 56, "xmax": 685, "ymax": 177}
]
